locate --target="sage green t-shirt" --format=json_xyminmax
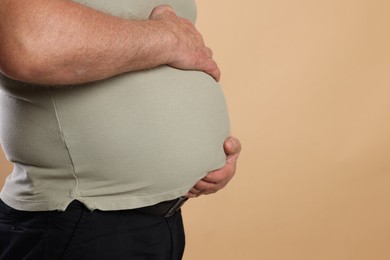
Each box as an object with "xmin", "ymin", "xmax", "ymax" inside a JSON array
[{"xmin": 0, "ymin": 0, "xmax": 230, "ymax": 211}]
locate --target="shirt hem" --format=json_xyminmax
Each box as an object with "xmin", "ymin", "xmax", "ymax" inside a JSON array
[{"xmin": 0, "ymin": 185, "xmax": 193, "ymax": 212}]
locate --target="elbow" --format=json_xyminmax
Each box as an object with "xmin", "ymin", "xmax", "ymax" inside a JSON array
[
  {"xmin": 0, "ymin": 5, "xmax": 56, "ymax": 84},
  {"xmin": 0, "ymin": 58, "xmax": 35, "ymax": 83},
  {"xmin": 0, "ymin": 43, "xmax": 48, "ymax": 84},
  {"xmin": 0, "ymin": 2, "xmax": 65, "ymax": 84},
  {"xmin": 1, "ymin": 42, "xmax": 85, "ymax": 86}
]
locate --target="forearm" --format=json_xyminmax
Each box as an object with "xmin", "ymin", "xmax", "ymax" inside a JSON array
[{"xmin": 0, "ymin": 0, "xmax": 176, "ymax": 85}]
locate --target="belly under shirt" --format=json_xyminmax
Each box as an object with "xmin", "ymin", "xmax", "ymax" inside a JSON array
[{"xmin": 0, "ymin": 0, "xmax": 230, "ymax": 211}]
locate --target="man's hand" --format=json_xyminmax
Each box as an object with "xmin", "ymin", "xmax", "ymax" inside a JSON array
[
  {"xmin": 1, "ymin": 1, "xmax": 220, "ymax": 85},
  {"xmin": 186, "ymin": 136, "xmax": 242, "ymax": 198},
  {"xmin": 149, "ymin": 5, "xmax": 221, "ymax": 81}
]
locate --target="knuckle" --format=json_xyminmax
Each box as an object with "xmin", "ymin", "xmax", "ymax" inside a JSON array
[
  {"xmin": 183, "ymin": 18, "xmax": 194, "ymax": 25},
  {"xmin": 150, "ymin": 5, "xmax": 175, "ymax": 18},
  {"xmin": 157, "ymin": 5, "xmax": 175, "ymax": 12}
]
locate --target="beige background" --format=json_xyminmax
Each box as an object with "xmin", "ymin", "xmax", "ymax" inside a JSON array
[{"xmin": 1, "ymin": 0, "xmax": 390, "ymax": 259}]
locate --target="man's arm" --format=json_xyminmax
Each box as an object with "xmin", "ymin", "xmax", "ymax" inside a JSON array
[
  {"xmin": 187, "ymin": 136, "xmax": 242, "ymax": 198},
  {"xmin": 0, "ymin": 1, "xmax": 220, "ymax": 85}
]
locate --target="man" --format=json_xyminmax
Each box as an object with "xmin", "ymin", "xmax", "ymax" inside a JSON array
[{"xmin": 0, "ymin": 0, "xmax": 241, "ymax": 259}]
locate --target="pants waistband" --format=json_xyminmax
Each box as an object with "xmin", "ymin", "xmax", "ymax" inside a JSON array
[
  {"xmin": 134, "ymin": 196, "xmax": 188, "ymax": 217},
  {"xmin": 0, "ymin": 197, "xmax": 189, "ymax": 218}
]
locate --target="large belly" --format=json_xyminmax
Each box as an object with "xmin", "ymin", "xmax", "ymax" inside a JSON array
[
  {"xmin": 0, "ymin": 0, "xmax": 229, "ymax": 207},
  {"xmin": 52, "ymin": 67, "xmax": 230, "ymax": 195}
]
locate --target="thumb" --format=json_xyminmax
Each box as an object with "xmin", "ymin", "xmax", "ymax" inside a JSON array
[{"xmin": 223, "ymin": 136, "xmax": 242, "ymax": 156}]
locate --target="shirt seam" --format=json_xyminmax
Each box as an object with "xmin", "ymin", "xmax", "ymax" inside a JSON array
[{"xmin": 49, "ymin": 88, "xmax": 80, "ymax": 197}]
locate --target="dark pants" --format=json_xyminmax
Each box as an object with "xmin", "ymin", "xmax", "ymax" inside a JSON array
[{"xmin": 0, "ymin": 200, "xmax": 185, "ymax": 260}]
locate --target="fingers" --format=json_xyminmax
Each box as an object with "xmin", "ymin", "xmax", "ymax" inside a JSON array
[
  {"xmin": 204, "ymin": 48, "xmax": 222, "ymax": 81},
  {"xmin": 205, "ymin": 47, "xmax": 213, "ymax": 59},
  {"xmin": 186, "ymin": 159, "xmax": 234, "ymax": 198},
  {"xmin": 202, "ymin": 58, "xmax": 221, "ymax": 82},
  {"xmin": 202, "ymin": 167, "xmax": 231, "ymax": 183},
  {"xmin": 186, "ymin": 180, "xmax": 222, "ymax": 198},
  {"xmin": 149, "ymin": 5, "xmax": 221, "ymax": 81},
  {"xmin": 192, "ymin": 180, "xmax": 215, "ymax": 192},
  {"xmin": 186, "ymin": 187, "xmax": 203, "ymax": 198},
  {"xmin": 186, "ymin": 136, "xmax": 242, "ymax": 199}
]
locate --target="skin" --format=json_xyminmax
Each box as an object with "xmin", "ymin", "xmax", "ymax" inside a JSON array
[
  {"xmin": 0, "ymin": 2, "xmax": 220, "ymax": 84},
  {"xmin": 0, "ymin": 0, "xmax": 240, "ymax": 198},
  {"xmin": 186, "ymin": 136, "xmax": 241, "ymax": 198}
]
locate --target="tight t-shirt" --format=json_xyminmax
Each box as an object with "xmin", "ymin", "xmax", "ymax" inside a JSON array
[{"xmin": 0, "ymin": 0, "xmax": 230, "ymax": 211}]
